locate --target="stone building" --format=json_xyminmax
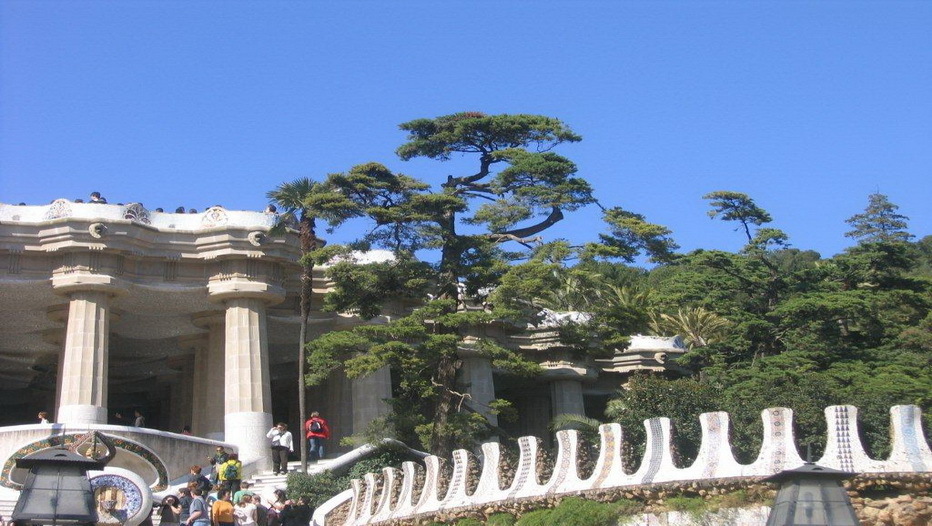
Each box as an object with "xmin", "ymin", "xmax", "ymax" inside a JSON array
[{"xmin": 0, "ymin": 199, "xmax": 687, "ymax": 473}]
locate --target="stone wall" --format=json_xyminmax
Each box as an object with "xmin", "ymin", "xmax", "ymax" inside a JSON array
[{"xmin": 316, "ymin": 404, "xmax": 931, "ymax": 525}]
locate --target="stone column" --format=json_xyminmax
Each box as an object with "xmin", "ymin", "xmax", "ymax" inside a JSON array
[
  {"xmin": 189, "ymin": 314, "xmax": 227, "ymax": 440},
  {"xmin": 42, "ymin": 307, "xmax": 69, "ymax": 422},
  {"xmin": 459, "ymin": 357, "xmax": 498, "ymax": 427},
  {"xmin": 550, "ymin": 379, "xmax": 585, "ymax": 417},
  {"xmin": 51, "ymin": 272, "xmax": 124, "ymax": 425},
  {"xmin": 209, "ymin": 278, "xmax": 284, "ymax": 474},
  {"xmin": 166, "ymin": 352, "xmax": 196, "ymax": 433},
  {"xmin": 352, "ymin": 366, "xmax": 392, "ymax": 435}
]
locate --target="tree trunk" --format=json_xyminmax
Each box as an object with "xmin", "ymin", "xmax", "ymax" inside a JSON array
[
  {"xmin": 298, "ymin": 215, "xmax": 317, "ymax": 473},
  {"xmin": 429, "ymin": 353, "xmax": 458, "ymax": 459}
]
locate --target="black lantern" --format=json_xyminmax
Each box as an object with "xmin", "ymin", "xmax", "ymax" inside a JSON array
[
  {"xmin": 763, "ymin": 462, "xmax": 859, "ymax": 526},
  {"xmin": 10, "ymin": 448, "xmax": 105, "ymax": 525}
]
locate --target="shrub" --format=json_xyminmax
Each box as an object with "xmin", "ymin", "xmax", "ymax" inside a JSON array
[
  {"xmin": 486, "ymin": 512, "xmax": 517, "ymax": 526},
  {"xmin": 286, "ymin": 447, "xmax": 413, "ymax": 508},
  {"xmin": 516, "ymin": 497, "xmax": 620, "ymax": 526},
  {"xmin": 455, "ymin": 519, "xmax": 483, "ymax": 526},
  {"xmin": 286, "ymin": 471, "xmax": 346, "ymax": 508}
]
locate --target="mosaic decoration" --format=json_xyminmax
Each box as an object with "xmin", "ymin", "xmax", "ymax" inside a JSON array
[
  {"xmin": 589, "ymin": 424, "xmax": 619, "ymax": 489},
  {"xmin": 44, "ymin": 199, "xmax": 73, "ymax": 220},
  {"xmin": 545, "ymin": 430, "xmax": 574, "ymax": 493},
  {"xmin": 333, "ymin": 404, "xmax": 932, "ymax": 526},
  {"xmin": 832, "ymin": 406, "xmax": 856, "ymax": 472},
  {"xmin": 122, "ymin": 203, "xmax": 151, "ymax": 224},
  {"xmin": 769, "ymin": 408, "xmax": 787, "ymax": 473},
  {"xmin": 898, "ymin": 405, "xmax": 928, "ymax": 472},
  {"xmin": 640, "ymin": 418, "xmax": 665, "ymax": 484},
  {"xmin": 201, "ymin": 206, "xmax": 229, "ymax": 228},
  {"xmin": 1, "ymin": 433, "xmax": 168, "ymax": 490},
  {"xmin": 90, "ymin": 473, "xmax": 145, "ymax": 525},
  {"xmin": 701, "ymin": 412, "xmax": 724, "ymax": 478},
  {"xmin": 505, "ymin": 436, "xmax": 536, "ymax": 500}
]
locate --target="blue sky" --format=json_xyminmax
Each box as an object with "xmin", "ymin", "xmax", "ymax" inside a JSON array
[{"xmin": 2, "ymin": 1, "xmax": 930, "ymax": 261}]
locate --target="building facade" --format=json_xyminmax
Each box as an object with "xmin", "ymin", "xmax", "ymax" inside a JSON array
[{"xmin": 0, "ymin": 199, "xmax": 686, "ymax": 474}]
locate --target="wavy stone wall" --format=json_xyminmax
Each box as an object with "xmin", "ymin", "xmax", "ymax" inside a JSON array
[{"xmin": 323, "ymin": 405, "xmax": 931, "ymax": 525}]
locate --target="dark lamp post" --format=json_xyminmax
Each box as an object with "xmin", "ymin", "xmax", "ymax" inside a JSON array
[
  {"xmin": 763, "ymin": 462, "xmax": 859, "ymax": 526},
  {"xmin": 11, "ymin": 448, "xmax": 105, "ymax": 525}
]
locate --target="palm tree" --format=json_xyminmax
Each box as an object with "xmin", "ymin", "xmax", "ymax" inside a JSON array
[
  {"xmin": 268, "ymin": 178, "xmax": 359, "ymax": 472},
  {"xmin": 268, "ymin": 178, "xmax": 321, "ymax": 473},
  {"xmin": 648, "ymin": 307, "xmax": 732, "ymax": 349}
]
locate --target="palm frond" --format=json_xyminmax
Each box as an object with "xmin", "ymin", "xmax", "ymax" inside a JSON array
[{"xmin": 267, "ymin": 177, "xmax": 318, "ymax": 212}]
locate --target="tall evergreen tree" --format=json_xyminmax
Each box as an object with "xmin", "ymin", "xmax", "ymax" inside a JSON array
[
  {"xmin": 306, "ymin": 112, "xmax": 596, "ymax": 458},
  {"xmin": 845, "ymin": 192, "xmax": 913, "ymax": 244}
]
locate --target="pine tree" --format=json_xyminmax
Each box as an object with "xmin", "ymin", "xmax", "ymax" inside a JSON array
[{"xmin": 845, "ymin": 192, "xmax": 913, "ymax": 244}]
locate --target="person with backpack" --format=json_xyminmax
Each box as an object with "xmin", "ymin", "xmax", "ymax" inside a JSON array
[
  {"xmin": 218, "ymin": 453, "xmax": 242, "ymax": 493},
  {"xmin": 207, "ymin": 447, "xmax": 230, "ymax": 487},
  {"xmin": 303, "ymin": 412, "xmax": 330, "ymax": 462}
]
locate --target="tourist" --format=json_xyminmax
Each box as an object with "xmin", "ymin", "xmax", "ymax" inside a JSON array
[
  {"xmin": 266, "ymin": 489, "xmax": 288, "ymax": 526},
  {"xmin": 207, "ymin": 446, "xmax": 229, "ymax": 486},
  {"xmin": 233, "ymin": 494, "xmax": 257, "ymax": 526},
  {"xmin": 232, "ymin": 481, "xmax": 254, "ymax": 505},
  {"xmin": 182, "ymin": 425, "xmax": 192, "ymax": 435},
  {"xmin": 211, "ymin": 489, "xmax": 235, "ymax": 526},
  {"xmin": 183, "ymin": 465, "xmax": 213, "ymax": 495},
  {"xmin": 112, "ymin": 412, "xmax": 129, "ymax": 425},
  {"xmin": 304, "ymin": 412, "xmax": 330, "ymax": 462},
  {"xmin": 178, "ymin": 487, "xmax": 193, "ymax": 526},
  {"xmin": 89, "ymin": 191, "xmax": 107, "ymax": 204},
  {"xmin": 159, "ymin": 494, "xmax": 182, "ymax": 526},
  {"xmin": 37, "ymin": 411, "xmax": 49, "ymax": 424},
  {"xmin": 266, "ymin": 422, "xmax": 293, "ymax": 475},
  {"xmin": 134, "ymin": 409, "xmax": 146, "ymax": 427},
  {"xmin": 186, "ymin": 488, "xmax": 210, "ymax": 526},
  {"xmin": 218, "ymin": 453, "xmax": 242, "ymax": 493}
]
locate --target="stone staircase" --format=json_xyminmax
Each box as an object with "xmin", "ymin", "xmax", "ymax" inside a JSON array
[{"xmin": 0, "ymin": 495, "xmax": 15, "ymax": 524}]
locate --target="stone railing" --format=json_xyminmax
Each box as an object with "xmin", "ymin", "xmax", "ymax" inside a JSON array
[{"xmin": 318, "ymin": 405, "xmax": 931, "ymax": 525}]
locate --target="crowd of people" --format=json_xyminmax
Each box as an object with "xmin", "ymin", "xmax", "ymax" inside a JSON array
[
  {"xmin": 141, "ymin": 411, "xmax": 331, "ymax": 526},
  {"xmin": 153, "ymin": 465, "xmax": 313, "ymax": 526}
]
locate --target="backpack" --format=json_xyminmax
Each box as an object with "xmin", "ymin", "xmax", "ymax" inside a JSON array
[
  {"xmin": 310, "ymin": 420, "xmax": 322, "ymax": 433},
  {"xmin": 223, "ymin": 462, "xmax": 238, "ymax": 480},
  {"xmin": 256, "ymin": 503, "xmax": 269, "ymax": 526}
]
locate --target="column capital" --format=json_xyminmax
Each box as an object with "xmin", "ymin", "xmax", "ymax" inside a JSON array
[
  {"xmin": 51, "ymin": 272, "xmax": 128, "ymax": 298},
  {"xmin": 207, "ymin": 278, "xmax": 285, "ymax": 306},
  {"xmin": 540, "ymin": 359, "xmax": 598, "ymax": 382}
]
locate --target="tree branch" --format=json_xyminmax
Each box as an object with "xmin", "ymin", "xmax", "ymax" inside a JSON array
[{"xmin": 492, "ymin": 206, "xmax": 564, "ymax": 240}]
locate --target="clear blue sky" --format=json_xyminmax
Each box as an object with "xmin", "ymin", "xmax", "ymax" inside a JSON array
[{"xmin": 2, "ymin": 1, "xmax": 930, "ymax": 260}]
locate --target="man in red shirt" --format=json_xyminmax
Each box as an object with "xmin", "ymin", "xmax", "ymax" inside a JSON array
[{"xmin": 304, "ymin": 411, "xmax": 330, "ymax": 462}]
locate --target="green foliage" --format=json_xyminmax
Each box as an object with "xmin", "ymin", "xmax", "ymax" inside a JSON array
[
  {"xmin": 515, "ymin": 497, "xmax": 622, "ymax": 526},
  {"xmin": 584, "ymin": 206, "xmax": 679, "ymax": 263},
  {"xmin": 606, "ymin": 375, "xmax": 721, "ymax": 463},
  {"xmin": 846, "ymin": 193, "xmax": 913, "ymax": 244},
  {"xmin": 308, "ymin": 112, "xmax": 595, "ymax": 458},
  {"xmin": 486, "ymin": 513, "xmax": 517, "ymax": 526},
  {"xmin": 704, "ymin": 191, "xmax": 774, "ymax": 242},
  {"xmin": 454, "ymin": 518, "xmax": 483, "ymax": 526},
  {"xmin": 285, "ymin": 449, "xmax": 411, "ymax": 508},
  {"xmin": 286, "ymin": 471, "xmax": 346, "ymax": 508}
]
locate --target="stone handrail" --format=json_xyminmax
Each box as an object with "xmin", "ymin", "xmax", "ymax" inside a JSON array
[{"xmin": 323, "ymin": 405, "xmax": 931, "ymax": 525}]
